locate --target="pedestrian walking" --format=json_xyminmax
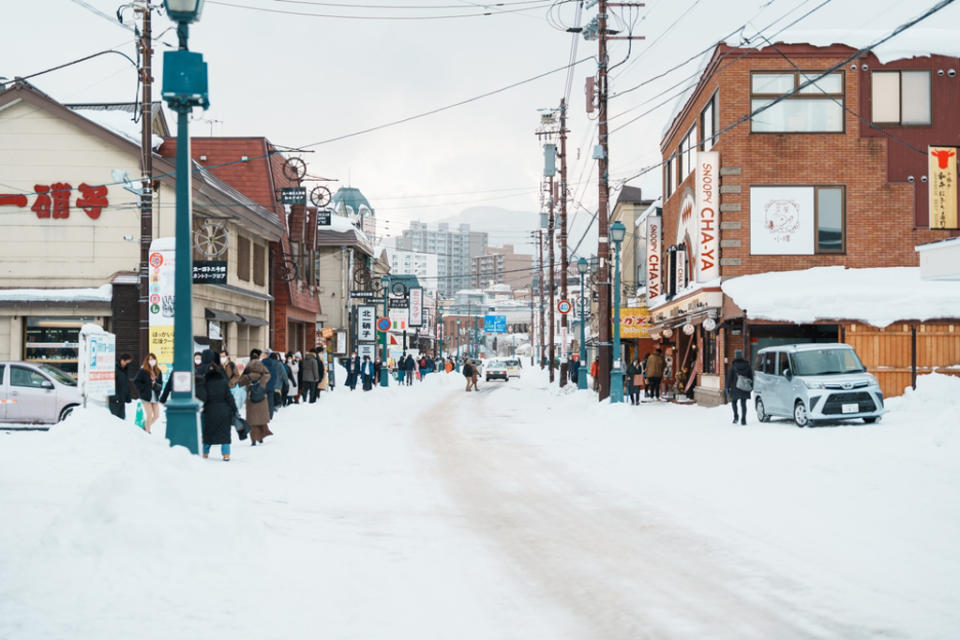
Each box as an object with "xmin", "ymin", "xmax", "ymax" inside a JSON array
[
  {"xmin": 347, "ymin": 352, "xmax": 361, "ymax": 391},
  {"xmin": 238, "ymin": 352, "xmax": 273, "ymax": 445},
  {"xmin": 404, "ymin": 352, "xmax": 416, "ymax": 386},
  {"xmin": 726, "ymin": 349, "xmax": 754, "ymax": 425},
  {"xmin": 108, "ymin": 352, "xmax": 133, "ymax": 420},
  {"xmin": 462, "ymin": 359, "xmax": 474, "ymax": 392},
  {"xmin": 645, "ymin": 347, "xmax": 666, "ymax": 401},
  {"xmin": 133, "ymin": 353, "xmax": 164, "ymax": 433},
  {"xmin": 262, "ymin": 351, "xmax": 286, "ymax": 418},
  {"xmin": 625, "ymin": 357, "xmax": 643, "ymax": 405},
  {"xmin": 316, "ymin": 348, "xmax": 327, "ymax": 394},
  {"xmin": 569, "ymin": 356, "xmax": 580, "ymax": 384},
  {"xmin": 301, "ymin": 349, "xmax": 319, "ymax": 403},
  {"xmin": 220, "ymin": 350, "xmax": 245, "ymax": 409},
  {"xmin": 373, "ymin": 358, "xmax": 382, "ymax": 386},
  {"xmin": 197, "ymin": 349, "xmax": 238, "ymax": 461},
  {"xmin": 590, "ymin": 359, "xmax": 599, "ymax": 392},
  {"xmin": 284, "ymin": 353, "xmax": 299, "ymax": 405},
  {"xmin": 361, "ymin": 355, "xmax": 375, "ymax": 391},
  {"xmin": 469, "ymin": 359, "xmax": 480, "ymax": 391}
]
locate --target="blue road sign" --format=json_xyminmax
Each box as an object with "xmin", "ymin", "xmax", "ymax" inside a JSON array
[{"xmin": 484, "ymin": 314, "xmax": 507, "ymax": 333}]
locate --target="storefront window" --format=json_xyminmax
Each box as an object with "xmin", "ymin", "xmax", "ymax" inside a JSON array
[
  {"xmin": 24, "ymin": 317, "xmax": 94, "ymax": 377},
  {"xmin": 702, "ymin": 326, "xmax": 717, "ymax": 374}
]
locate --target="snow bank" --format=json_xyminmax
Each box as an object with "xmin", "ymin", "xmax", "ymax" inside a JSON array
[
  {"xmin": 722, "ymin": 266, "xmax": 960, "ymax": 326},
  {"xmin": 0, "ymin": 284, "xmax": 112, "ymax": 302}
]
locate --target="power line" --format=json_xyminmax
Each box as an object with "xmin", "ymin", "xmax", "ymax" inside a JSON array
[
  {"xmin": 275, "ymin": 0, "xmax": 553, "ymax": 8},
  {"xmin": 206, "ymin": 0, "xmax": 567, "ymax": 20}
]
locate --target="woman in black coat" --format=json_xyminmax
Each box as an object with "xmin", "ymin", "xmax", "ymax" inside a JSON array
[
  {"xmin": 197, "ymin": 349, "xmax": 237, "ymax": 461},
  {"xmin": 133, "ymin": 353, "xmax": 164, "ymax": 433},
  {"xmin": 625, "ymin": 358, "xmax": 642, "ymax": 406},
  {"xmin": 725, "ymin": 349, "xmax": 754, "ymax": 426}
]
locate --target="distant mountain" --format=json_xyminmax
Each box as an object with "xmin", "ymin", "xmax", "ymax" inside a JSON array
[{"xmin": 438, "ymin": 206, "xmax": 539, "ymax": 253}]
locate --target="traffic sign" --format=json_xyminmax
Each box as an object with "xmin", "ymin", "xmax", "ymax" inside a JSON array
[
  {"xmin": 376, "ymin": 317, "xmax": 392, "ymax": 332},
  {"xmin": 557, "ymin": 299, "xmax": 572, "ymax": 314}
]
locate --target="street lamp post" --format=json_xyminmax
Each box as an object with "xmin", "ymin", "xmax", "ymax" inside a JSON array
[
  {"xmin": 609, "ymin": 221, "xmax": 626, "ymax": 404},
  {"xmin": 456, "ymin": 319, "xmax": 461, "ymax": 371},
  {"xmin": 380, "ymin": 276, "xmax": 389, "ymax": 387},
  {"xmin": 161, "ymin": 0, "xmax": 208, "ymax": 453},
  {"xmin": 577, "ymin": 257, "xmax": 588, "ymax": 390}
]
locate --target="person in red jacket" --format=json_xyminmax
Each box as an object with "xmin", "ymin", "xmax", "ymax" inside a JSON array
[{"xmin": 590, "ymin": 359, "xmax": 599, "ymax": 391}]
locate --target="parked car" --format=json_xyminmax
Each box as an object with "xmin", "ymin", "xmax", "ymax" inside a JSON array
[
  {"xmin": 0, "ymin": 361, "xmax": 82, "ymax": 424},
  {"xmin": 752, "ymin": 344, "xmax": 885, "ymax": 427}
]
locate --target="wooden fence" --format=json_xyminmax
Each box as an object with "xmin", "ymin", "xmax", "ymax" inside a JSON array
[{"xmin": 844, "ymin": 322, "xmax": 960, "ymax": 398}]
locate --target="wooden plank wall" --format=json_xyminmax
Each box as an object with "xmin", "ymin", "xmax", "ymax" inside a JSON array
[{"xmin": 845, "ymin": 322, "xmax": 960, "ymax": 398}]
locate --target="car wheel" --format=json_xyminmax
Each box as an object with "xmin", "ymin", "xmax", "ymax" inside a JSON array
[
  {"xmin": 755, "ymin": 397, "xmax": 770, "ymax": 423},
  {"xmin": 863, "ymin": 416, "xmax": 881, "ymax": 424},
  {"xmin": 793, "ymin": 400, "xmax": 810, "ymax": 428},
  {"xmin": 59, "ymin": 405, "xmax": 77, "ymax": 422}
]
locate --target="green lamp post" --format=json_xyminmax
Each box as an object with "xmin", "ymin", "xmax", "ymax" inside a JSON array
[
  {"xmin": 577, "ymin": 257, "xmax": 589, "ymax": 390},
  {"xmin": 380, "ymin": 276, "xmax": 389, "ymax": 387},
  {"xmin": 610, "ymin": 220, "xmax": 626, "ymax": 404},
  {"xmin": 161, "ymin": 0, "xmax": 208, "ymax": 453}
]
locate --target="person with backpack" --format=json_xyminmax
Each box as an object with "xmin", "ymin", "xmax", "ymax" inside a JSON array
[
  {"xmin": 133, "ymin": 353, "xmax": 164, "ymax": 433},
  {"xmin": 239, "ymin": 350, "xmax": 272, "ymax": 445},
  {"xmin": 403, "ymin": 352, "xmax": 416, "ymax": 386},
  {"xmin": 262, "ymin": 351, "xmax": 287, "ymax": 418},
  {"xmin": 462, "ymin": 359, "xmax": 475, "ymax": 392},
  {"xmin": 726, "ymin": 349, "xmax": 754, "ymax": 425}
]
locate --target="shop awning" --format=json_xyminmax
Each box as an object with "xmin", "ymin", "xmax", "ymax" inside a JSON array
[
  {"xmin": 205, "ymin": 308, "xmax": 242, "ymax": 323},
  {"xmin": 238, "ymin": 313, "xmax": 269, "ymax": 327}
]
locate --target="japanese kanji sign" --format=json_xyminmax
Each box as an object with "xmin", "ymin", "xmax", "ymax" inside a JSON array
[
  {"xmin": 929, "ymin": 146, "xmax": 958, "ymax": 230},
  {"xmin": 0, "ymin": 183, "xmax": 109, "ymax": 219},
  {"xmin": 192, "ymin": 260, "xmax": 228, "ymax": 284},
  {"xmin": 357, "ymin": 305, "xmax": 376, "ymax": 342},
  {"xmin": 619, "ymin": 307, "xmax": 652, "ymax": 339}
]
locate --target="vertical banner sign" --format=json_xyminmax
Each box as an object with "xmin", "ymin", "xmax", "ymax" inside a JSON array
[
  {"xmin": 78, "ymin": 325, "xmax": 116, "ymax": 402},
  {"xmin": 358, "ymin": 343, "xmax": 376, "ymax": 361},
  {"xmin": 676, "ymin": 245, "xmax": 688, "ymax": 291},
  {"xmin": 357, "ymin": 305, "xmax": 376, "ymax": 342},
  {"xmin": 697, "ymin": 152, "xmax": 720, "ymax": 281},
  {"xmin": 646, "ymin": 215, "xmax": 662, "ymax": 298},
  {"xmin": 148, "ymin": 239, "xmax": 176, "ymax": 375},
  {"xmin": 408, "ymin": 287, "xmax": 423, "ymax": 327},
  {"xmin": 929, "ymin": 146, "xmax": 958, "ymax": 229}
]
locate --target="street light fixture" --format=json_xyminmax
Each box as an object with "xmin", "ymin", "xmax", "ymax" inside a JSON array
[
  {"xmin": 577, "ymin": 257, "xmax": 589, "ymax": 390},
  {"xmin": 456, "ymin": 319, "xmax": 462, "ymax": 371},
  {"xmin": 609, "ymin": 221, "xmax": 626, "ymax": 404},
  {"xmin": 160, "ymin": 0, "xmax": 209, "ymax": 453}
]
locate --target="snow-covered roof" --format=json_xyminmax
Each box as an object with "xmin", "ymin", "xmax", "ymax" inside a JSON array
[
  {"xmin": 68, "ymin": 106, "xmax": 165, "ymax": 150},
  {"xmin": 733, "ymin": 28, "xmax": 960, "ymax": 65},
  {"xmin": 722, "ymin": 266, "xmax": 960, "ymax": 327},
  {"xmin": 0, "ymin": 284, "xmax": 112, "ymax": 302}
]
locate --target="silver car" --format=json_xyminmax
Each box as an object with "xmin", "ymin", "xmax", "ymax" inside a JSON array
[
  {"xmin": 0, "ymin": 361, "xmax": 82, "ymax": 425},
  {"xmin": 752, "ymin": 344, "xmax": 885, "ymax": 427}
]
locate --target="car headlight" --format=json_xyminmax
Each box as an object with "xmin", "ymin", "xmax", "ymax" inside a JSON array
[{"xmin": 801, "ymin": 379, "xmax": 825, "ymax": 389}]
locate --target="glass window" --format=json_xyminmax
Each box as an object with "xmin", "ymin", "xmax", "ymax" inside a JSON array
[
  {"xmin": 751, "ymin": 71, "xmax": 844, "ymax": 133},
  {"xmin": 0, "ymin": 364, "xmax": 5, "ymax": 384},
  {"xmin": 778, "ymin": 352, "xmax": 791, "ymax": 377},
  {"xmin": 816, "ymin": 187, "xmax": 844, "ymax": 253},
  {"xmin": 871, "ymin": 70, "xmax": 931, "ymax": 125},
  {"xmin": 702, "ymin": 327, "xmax": 717, "ymax": 374},
  {"xmin": 665, "ymin": 154, "xmax": 674, "ymax": 198},
  {"xmin": 39, "ymin": 365, "xmax": 77, "ymax": 386},
  {"xmin": 700, "ymin": 95, "xmax": 716, "ymax": 151},
  {"xmin": 11, "ymin": 366, "xmax": 50, "ymax": 388},
  {"xmin": 237, "ymin": 235, "xmax": 250, "ymax": 281},
  {"xmin": 682, "ymin": 126, "xmax": 697, "ymax": 179},
  {"xmin": 791, "ymin": 348, "xmax": 866, "ymax": 375}
]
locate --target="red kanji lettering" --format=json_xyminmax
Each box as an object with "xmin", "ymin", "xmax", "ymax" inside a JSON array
[
  {"xmin": 0, "ymin": 194, "xmax": 28, "ymax": 208},
  {"xmin": 50, "ymin": 182, "xmax": 71, "ymax": 218},
  {"xmin": 77, "ymin": 183, "xmax": 108, "ymax": 219},
  {"xmin": 32, "ymin": 185, "xmax": 51, "ymax": 218}
]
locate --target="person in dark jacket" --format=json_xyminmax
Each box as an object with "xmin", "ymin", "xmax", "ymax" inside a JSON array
[
  {"xmin": 262, "ymin": 351, "xmax": 286, "ymax": 418},
  {"xmin": 301, "ymin": 351, "xmax": 319, "ymax": 403},
  {"xmin": 726, "ymin": 349, "xmax": 754, "ymax": 425},
  {"xmin": 625, "ymin": 357, "xmax": 642, "ymax": 405},
  {"xmin": 133, "ymin": 353, "xmax": 164, "ymax": 433},
  {"xmin": 109, "ymin": 353, "xmax": 133, "ymax": 419},
  {"xmin": 462, "ymin": 359, "xmax": 474, "ymax": 392},
  {"xmin": 403, "ymin": 353, "xmax": 416, "ymax": 386},
  {"xmin": 360, "ymin": 355, "xmax": 375, "ymax": 391},
  {"xmin": 645, "ymin": 348, "xmax": 666, "ymax": 401},
  {"xmin": 373, "ymin": 359, "xmax": 382, "ymax": 387},
  {"xmin": 197, "ymin": 349, "xmax": 238, "ymax": 460},
  {"xmin": 346, "ymin": 353, "xmax": 361, "ymax": 391}
]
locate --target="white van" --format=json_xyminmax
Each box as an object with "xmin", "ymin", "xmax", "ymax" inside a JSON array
[{"xmin": 752, "ymin": 344, "xmax": 885, "ymax": 427}]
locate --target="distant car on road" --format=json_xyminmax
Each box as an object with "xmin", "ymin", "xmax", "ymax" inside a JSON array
[
  {"xmin": 0, "ymin": 361, "xmax": 82, "ymax": 424},
  {"xmin": 485, "ymin": 358, "xmax": 521, "ymax": 382},
  {"xmin": 752, "ymin": 344, "xmax": 885, "ymax": 427}
]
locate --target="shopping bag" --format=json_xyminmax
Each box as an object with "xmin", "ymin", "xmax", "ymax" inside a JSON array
[
  {"xmin": 134, "ymin": 402, "xmax": 146, "ymax": 430},
  {"xmin": 233, "ymin": 415, "xmax": 250, "ymax": 441}
]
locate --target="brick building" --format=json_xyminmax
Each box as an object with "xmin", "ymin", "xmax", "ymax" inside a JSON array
[
  {"xmin": 159, "ymin": 137, "xmax": 323, "ymax": 354},
  {"xmin": 644, "ymin": 40, "xmax": 960, "ymax": 405}
]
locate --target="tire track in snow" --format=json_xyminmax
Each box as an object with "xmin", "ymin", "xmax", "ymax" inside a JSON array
[{"xmin": 414, "ymin": 385, "xmax": 886, "ymax": 640}]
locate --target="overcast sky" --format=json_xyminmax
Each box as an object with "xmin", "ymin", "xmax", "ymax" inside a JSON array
[{"xmin": 2, "ymin": 0, "xmax": 957, "ymax": 254}]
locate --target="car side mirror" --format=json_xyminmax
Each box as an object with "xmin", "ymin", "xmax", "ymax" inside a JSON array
[
  {"xmin": 41, "ymin": 380, "xmax": 55, "ymax": 390},
  {"xmin": 783, "ymin": 368, "xmax": 793, "ymax": 380}
]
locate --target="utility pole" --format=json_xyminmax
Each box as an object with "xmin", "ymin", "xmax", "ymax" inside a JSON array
[
  {"xmin": 529, "ymin": 273, "xmax": 535, "ymax": 367},
  {"xmin": 558, "ymin": 98, "xmax": 569, "ymax": 387},
  {"xmin": 538, "ymin": 228, "xmax": 545, "ymax": 369},
  {"xmin": 586, "ymin": 0, "xmax": 644, "ymax": 401},
  {"xmin": 548, "ymin": 175, "xmax": 556, "ymax": 384},
  {"xmin": 137, "ymin": 1, "xmax": 154, "ymax": 362}
]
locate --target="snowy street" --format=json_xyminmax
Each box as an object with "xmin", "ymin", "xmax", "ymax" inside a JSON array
[{"xmin": 2, "ymin": 369, "xmax": 958, "ymax": 639}]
